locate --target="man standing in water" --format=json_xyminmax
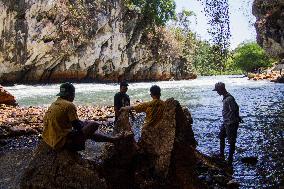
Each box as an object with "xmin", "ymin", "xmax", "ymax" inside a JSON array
[
  {"xmin": 114, "ymin": 81, "xmax": 133, "ymax": 122},
  {"xmin": 42, "ymin": 82, "xmax": 121, "ymax": 151},
  {"xmin": 213, "ymin": 82, "xmax": 242, "ymax": 165}
]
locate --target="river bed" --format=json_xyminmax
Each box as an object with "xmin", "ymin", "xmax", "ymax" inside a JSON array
[{"xmin": 5, "ymin": 75, "xmax": 284, "ymax": 188}]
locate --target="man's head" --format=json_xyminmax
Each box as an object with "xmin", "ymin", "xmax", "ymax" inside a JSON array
[
  {"xmin": 120, "ymin": 81, "xmax": 129, "ymax": 94},
  {"xmin": 150, "ymin": 85, "xmax": 161, "ymax": 99},
  {"xmin": 213, "ymin": 82, "xmax": 226, "ymax": 95},
  {"xmin": 57, "ymin": 82, "xmax": 75, "ymax": 101}
]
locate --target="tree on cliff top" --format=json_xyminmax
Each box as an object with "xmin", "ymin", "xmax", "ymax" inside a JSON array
[
  {"xmin": 125, "ymin": 0, "xmax": 176, "ymax": 26},
  {"xmin": 232, "ymin": 42, "xmax": 274, "ymax": 73}
]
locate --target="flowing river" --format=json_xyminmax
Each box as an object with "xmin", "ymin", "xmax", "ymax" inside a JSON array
[{"xmin": 5, "ymin": 75, "xmax": 284, "ymax": 188}]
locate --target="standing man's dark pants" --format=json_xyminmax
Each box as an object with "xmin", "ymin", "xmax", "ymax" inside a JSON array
[{"xmin": 219, "ymin": 123, "xmax": 239, "ymax": 164}]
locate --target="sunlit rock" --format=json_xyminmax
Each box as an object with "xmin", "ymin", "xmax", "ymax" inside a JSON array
[
  {"xmin": 0, "ymin": 85, "xmax": 17, "ymax": 106},
  {"xmin": 0, "ymin": 0, "xmax": 196, "ymax": 84}
]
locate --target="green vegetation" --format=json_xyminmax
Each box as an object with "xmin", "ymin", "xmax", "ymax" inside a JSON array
[
  {"xmin": 123, "ymin": 1, "xmax": 273, "ymax": 76},
  {"xmin": 231, "ymin": 42, "xmax": 274, "ymax": 74},
  {"xmin": 125, "ymin": 0, "xmax": 176, "ymax": 26}
]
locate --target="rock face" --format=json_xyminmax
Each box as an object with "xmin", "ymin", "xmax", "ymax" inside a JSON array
[
  {"xmin": 20, "ymin": 142, "xmax": 107, "ymax": 189},
  {"xmin": 253, "ymin": 0, "xmax": 284, "ymax": 58},
  {"xmin": 102, "ymin": 98, "xmax": 202, "ymax": 189},
  {"xmin": 0, "ymin": 0, "xmax": 196, "ymax": 84},
  {"xmin": 0, "ymin": 85, "xmax": 17, "ymax": 105}
]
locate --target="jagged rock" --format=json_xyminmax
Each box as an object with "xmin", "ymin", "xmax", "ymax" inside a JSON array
[
  {"xmin": 0, "ymin": 0, "xmax": 196, "ymax": 84},
  {"xmin": 241, "ymin": 156, "xmax": 258, "ymax": 165},
  {"xmin": 99, "ymin": 110, "xmax": 138, "ymax": 189},
  {"xmin": 0, "ymin": 85, "xmax": 17, "ymax": 106},
  {"xmin": 253, "ymin": 0, "xmax": 284, "ymax": 58},
  {"xmin": 138, "ymin": 98, "xmax": 177, "ymax": 178},
  {"xmin": 20, "ymin": 142, "xmax": 107, "ymax": 189},
  {"xmin": 102, "ymin": 98, "xmax": 203, "ymax": 189},
  {"xmin": 227, "ymin": 179, "xmax": 240, "ymax": 188}
]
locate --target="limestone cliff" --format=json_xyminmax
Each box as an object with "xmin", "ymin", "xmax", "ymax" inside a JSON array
[
  {"xmin": 253, "ymin": 0, "xmax": 284, "ymax": 58},
  {"xmin": 0, "ymin": 0, "xmax": 196, "ymax": 84}
]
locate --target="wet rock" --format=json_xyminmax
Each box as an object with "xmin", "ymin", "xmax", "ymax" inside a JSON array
[
  {"xmin": 20, "ymin": 141, "xmax": 107, "ymax": 189},
  {"xmin": 0, "ymin": 85, "xmax": 17, "ymax": 106},
  {"xmin": 227, "ymin": 179, "xmax": 240, "ymax": 188},
  {"xmin": 0, "ymin": 139, "xmax": 8, "ymax": 146},
  {"xmin": 212, "ymin": 174, "xmax": 229, "ymax": 186},
  {"xmin": 241, "ymin": 156, "xmax": 258, "ymax": 165}
]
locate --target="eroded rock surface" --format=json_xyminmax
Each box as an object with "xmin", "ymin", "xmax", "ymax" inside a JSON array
[
  {"xmin": 20, "ymin": 142, "xmax": 107, "ymax": 189},
  {"xmin": 253, "ymin": 0, "xmax": 284, "ymax": 58},
  {"xmin": 102, "ymin": 98, "xmax": 203, "ymax": 189},
  {"xmin": 0, "ymin": 0, "xmax": 196, "ymax": 84}
]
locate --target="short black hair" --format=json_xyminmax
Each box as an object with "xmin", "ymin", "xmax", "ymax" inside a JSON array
[{"xmin": 150, "ymin": 85, "xmax": 161, "ymax": 97}]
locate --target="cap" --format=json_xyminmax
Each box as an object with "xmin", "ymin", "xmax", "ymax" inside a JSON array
[
  {"xmin": 213, "ymin": 82, "xmax": 225, "ymax": 91},
  {"xmin": 120, "ymin": 81, "xmax": 129, "ymax": 87},
  {"xmin": 56, "ymin": 82, "xmax": 75, "ymax": 97}
]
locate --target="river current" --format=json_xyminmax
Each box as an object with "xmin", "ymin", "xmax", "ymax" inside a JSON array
[{"xmin": 5, "ymin": 75, "xmax": 284, "ymax": 188}]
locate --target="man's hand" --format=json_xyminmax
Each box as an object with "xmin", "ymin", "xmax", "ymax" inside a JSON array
[{"xmin": 120, "ymin": 106, "xmax": 133, "ymax": 112}]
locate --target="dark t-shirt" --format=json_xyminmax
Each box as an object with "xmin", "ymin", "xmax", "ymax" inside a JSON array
[{"xmin": 114, "ymin": 92, "xmax": 130, "ymax": 112}]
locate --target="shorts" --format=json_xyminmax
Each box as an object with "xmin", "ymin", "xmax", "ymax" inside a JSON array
[
  {"xmin": 65, "ymin": 130, "xmax": 86, "ymax": 151},
  {"xmin": 218, "ymin": 123, "xmax": 239, "ymax": 144}
]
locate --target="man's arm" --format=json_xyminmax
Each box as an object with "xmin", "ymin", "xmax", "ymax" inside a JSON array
[
  {"xmin": 120, "ymin": 106, "xmax": 134, "ymax": 111},
  {"xmin": 71, "ymin": 120, "xmax": 84, "ymax": 131},
  {"xmin": 92, "ymin": 133, "xmax": 118, "ymax": 142}
]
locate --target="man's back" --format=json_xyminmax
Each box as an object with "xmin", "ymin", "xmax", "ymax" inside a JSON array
[
  {"xmin": 42, "ymin": 97, "xmax": 78, "ymax": 149},
  {"xmin": 134, "ymin": 99, "xmax": 165, "ymax": 127},
  {"xmin": 222, "ymin": 93, "xmax": 240, "ymax": 125}
]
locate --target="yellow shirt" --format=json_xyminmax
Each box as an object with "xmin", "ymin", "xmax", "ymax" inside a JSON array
[
  {"xmin": 134, "ymin": 99, "xmax": 165, "ymax": 127},
  {"xmin": 42, "ymin": 97, "xmax": 78, "ymax": 149}
]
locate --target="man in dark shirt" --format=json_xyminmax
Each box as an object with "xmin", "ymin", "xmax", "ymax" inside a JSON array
[
  {"xmin": 114, "ymin": 81, "xmax": 131, "ymax": 121},
  {"xmin": 213, "ymin": 82, "xmax": 242, "ymax": 165}
]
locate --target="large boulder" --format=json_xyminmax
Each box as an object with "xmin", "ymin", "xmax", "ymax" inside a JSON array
[
  {"xmin": 20, "ymin": 142, "xmax": 107, "ymax": 189},
  {"xmin": 102, "ymin": 98, "xmax": 202, "ymax": 189},
  {"xmin": 0, "ymin": 85, "xmax": 17, "ymax": 106}
]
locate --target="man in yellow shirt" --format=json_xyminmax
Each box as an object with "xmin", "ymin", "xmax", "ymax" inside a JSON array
[
  {"xmin": 42, "ymin": 82, "xmax": 121, "ymax": 151},
  {"xmin": 120, "ymin": 85, "xmax": 165, "ymax": 128}
]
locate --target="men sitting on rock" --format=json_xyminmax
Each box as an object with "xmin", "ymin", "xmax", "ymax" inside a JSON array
[
  {"xmin": 42, "ymin": 82, "xmax": 121, "ymax": 151},
  {"xmin": 120, "ymin": 85, "xmax": 165, "ymax": 129}
]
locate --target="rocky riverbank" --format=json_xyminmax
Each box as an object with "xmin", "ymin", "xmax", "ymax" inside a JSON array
[
  {"xmin": 0, "ymin": 104, "xmax": 115, "ymax": 140},
  {"xmin": 248, "ymin": 72, "xmax": 284, "ymax": 83}
]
